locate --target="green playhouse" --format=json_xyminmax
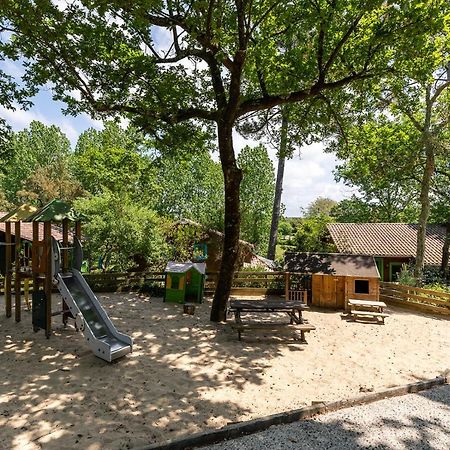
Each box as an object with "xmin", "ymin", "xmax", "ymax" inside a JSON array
[{"xmin": 164, "ymin": 261, "xmax": 206, "ymax": 304}]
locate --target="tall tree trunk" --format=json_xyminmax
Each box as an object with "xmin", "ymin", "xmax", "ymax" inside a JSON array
[
  {"xmin": 440, "ymin": 214, "xmax": 450, "ymax": 278},
  {"xmin": 414, "ymin": 141, "xmax": 435, "ymax": 279},
  {"xmin": 267, "ymin": 111, "xmax": 289, "ymax": 260},
  {"xmin": 210, "ymin": 123, "xmax": 243, "ymax": 322}
]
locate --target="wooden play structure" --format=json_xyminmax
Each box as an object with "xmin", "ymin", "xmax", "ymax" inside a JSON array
[
  {"xmin": 1, "ymin": 204, "xmax": 37, "ymax": 321},
  {"xmin": 26, "ymin": 200, "xmax": 82, "ymax": 337},
  {"xmin": 1, "ymin": 200, "xmax": 81, "ymax": 337},
  {"xmin": 1, "ymin": 199, "xmax": 133, "ymax": 361},
  {"xmin": 164, "ymin": 261, "xmax": 206, "ymax": 304},
  {"xmin": 284, "ymin": 252, "xmax": 380, "ymax": 310}
]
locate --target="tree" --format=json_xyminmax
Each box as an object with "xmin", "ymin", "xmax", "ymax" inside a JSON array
[
  {"xmin": 2, "ymin": 1, "xmax": 445, "ymax": 321},
  {"xmin": 155, "ymin": 149, "xmax": 224, "ymax": 230},
  {"xmin": 238, "ymin": 144, "xmax": 275, "ymax": 252},
  {"xmin": 74, "ymin": 190, "xmax": 168, "ymax": 272},
  {"xmin": 293, "ymin": 215, "xmax": 336, "ymax": 253},
  {"xmin": 16, "ymin": 157, "xmax": 84, "ymax": 205},
  {"xmin": 303, "ymin": 197, "xmax": 337, "ymax": 219},
  {"xmin": 73, "ymin": 122, "xmax": 157, "ymax": 203},
  {"xmin": 330, "ymin": 116, "xmax": 422, "ymax": 222},
  {"xmin": 1, "ymin": 120, "xmax": 72, "ymax": 204},
  {"xmin": 388, "ymin": 73, "xmax": 450, "ymax": 279},
  {"xmin": 331, "ymin": 196, "xmax": 378, "ymax": 223}
]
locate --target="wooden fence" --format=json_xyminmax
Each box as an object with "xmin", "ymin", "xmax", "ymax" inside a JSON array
[
  {"xmin": 380, "ymin": 282, "xmax": 450, "ymax": 315},
  {"xmin": 0, "ymin": 271, "xmax": 299, "ymax": 296}
]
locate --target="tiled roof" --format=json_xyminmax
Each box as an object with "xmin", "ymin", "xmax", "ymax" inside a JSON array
[
  {"xmin": 284, "ymin": 252, "xmax": 379, "ymax": 278},
  {"xmin": 327, "ymin": 223, "xmax": 447, "ymax": 266},
  {"xmin": 0, "ymin": 213, "xmax": 65, "ymax": 241}
]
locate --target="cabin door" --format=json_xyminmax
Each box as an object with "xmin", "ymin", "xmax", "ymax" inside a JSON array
[{"xmin": 312, "ymin": 275, "xmax": 345, "ymax": 309}]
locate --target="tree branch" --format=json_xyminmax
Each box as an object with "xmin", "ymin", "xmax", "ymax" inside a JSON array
[{"xmin": 238, "ymin": 71, "xmax": 376, "ymax": 116}]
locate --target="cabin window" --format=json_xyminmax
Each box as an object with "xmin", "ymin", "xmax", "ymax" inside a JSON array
[{"xmin": 354, "ymin": 279, "xmax": 369, "ymax": 294}]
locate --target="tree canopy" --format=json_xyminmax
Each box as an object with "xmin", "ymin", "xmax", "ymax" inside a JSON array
[{"xmin": 1, "ymin": 0, "xmax": 448, "ymax": 320}]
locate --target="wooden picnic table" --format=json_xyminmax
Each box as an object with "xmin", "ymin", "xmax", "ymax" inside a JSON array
[
  {"xmin": 228, "ymin": 299, "xmax": 315, "ymax": 342},
  {"xmin": 347, "ymin": 299, "xmax": 389, "ymax": 323}
]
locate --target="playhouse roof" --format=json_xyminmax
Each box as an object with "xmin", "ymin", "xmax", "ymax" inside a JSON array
[
  {"xmin": 165, "ymin": 261, "xmax": 206, "ymax": 275},
  {"xmin": 25, "ymin": 199, "xmax": 82, "ymax": 222},
  {"xmin": 0, "ymin": 214, "xmax": 65, "ymax": 242},
  {"xmin": 284, "ymin": 252, "xmax": 380, "ymax": 278},
  {"xmin": 0, "ymin": 204, "xmax": 38, "ymax": 222}
]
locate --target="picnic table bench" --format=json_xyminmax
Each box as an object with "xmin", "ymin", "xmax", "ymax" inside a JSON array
[
  {"xmin": 347, "ymin": 299, "xmax": 389, "ymax": 323},
  {"xmin": 228, "ymin": 299, "xmax": 315, "ymax": 342}
]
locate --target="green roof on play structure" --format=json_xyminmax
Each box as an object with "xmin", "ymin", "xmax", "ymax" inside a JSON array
[
  {"xmin": 25, "ymin": 199, "xmax": 83, "ymax": 223},
  {"xmin": 0, "ymin": 204, "xmax": 38, "ymax": 222}
]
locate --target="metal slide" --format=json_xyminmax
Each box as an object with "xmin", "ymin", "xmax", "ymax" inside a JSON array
[
  {"xmin": 55, "ymin": 270, "xmax": 133, "ymax": 362},
  {"xmin": 52, "ymin": 238, "xmax": 132, "ymax": 362}
]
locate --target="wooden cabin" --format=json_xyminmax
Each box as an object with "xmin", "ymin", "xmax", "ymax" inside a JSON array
[
  {"xmin": 327, "ymin": 223, "xmax": 449, "ymax": 281},
  {"xmin": 284, "ymin": 252, "xmax": 380, "ymax": 310}
]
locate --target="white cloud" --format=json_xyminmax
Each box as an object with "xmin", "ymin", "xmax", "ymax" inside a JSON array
[
  {"xmin": 59, "ymin": 119, "xmax": 80, "ymax": 144},
  {"xmin": 0, "ymin": 104, "xmax": 50, "ymax": 129},
  {"xmin": 232, "ymin": 130, "xmax": 347, "ymax": 216}
]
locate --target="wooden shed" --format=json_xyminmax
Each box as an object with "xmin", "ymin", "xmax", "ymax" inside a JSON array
[{"xmin": 284, "ymin": 252, "xmax": 380, "ymax": 310}]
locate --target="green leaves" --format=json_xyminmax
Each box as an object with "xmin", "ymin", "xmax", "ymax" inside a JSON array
[{"xmin": 238, "ymin": 144, "xmax": 275, "ymax": 252}]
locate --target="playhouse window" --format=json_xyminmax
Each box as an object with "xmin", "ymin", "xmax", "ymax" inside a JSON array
[
  {"xmin": 354, "ymin": 279, "xmax": 369, "ymax": 294},
  {"xmin": 171, "ymin": 274, "xmax": 180, "ymax": 290}
]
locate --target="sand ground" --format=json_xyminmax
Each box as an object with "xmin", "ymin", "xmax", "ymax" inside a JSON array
[{"xmin": 0, "ymin": 293, "xmax": 449, "ymax": 450}]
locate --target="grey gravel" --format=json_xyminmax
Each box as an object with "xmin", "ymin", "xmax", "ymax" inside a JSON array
[{"xmin": 200, "ymin": 385, "xmax": 450, "ymax": 450}]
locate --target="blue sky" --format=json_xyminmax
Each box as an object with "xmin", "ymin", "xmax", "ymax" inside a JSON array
[{"xmin": 0, "ymin": 58, "xmax": 349, "ymax": 216}]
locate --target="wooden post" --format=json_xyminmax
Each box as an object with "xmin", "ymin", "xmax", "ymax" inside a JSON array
[
  {"xmin": 44, "ymin": 221, "xmax": 52, "ymax": 338},
  {"xmin": 61, "ymin": 218, "xmax": 69, "ymax": 324},
  {"xmin": 75, "ymin": 221, "xmax": 81, "ymax": 240},
  {"xmin": 284, "ymin": 272, "xmax": 290, "ymax": 300},
  {"xmin": 5, "ymin": 222, "xmax": 12, "ymax": 318},
  {"xmin": 15, "ymin": 221, "xmax": 21, "ymax": 322},
  {"xmin": 62, "ymin": 218, "xmax": 69, "ymax": 273},
  {"xmin": 24, "ymin": 278, "xmax": 31, "ymax": 310},
  {"xmin": 32, "ymin": 222, "xmax": 39, "ymax": 287}
]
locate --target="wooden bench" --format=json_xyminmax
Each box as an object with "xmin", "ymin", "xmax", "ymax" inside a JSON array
[
  {"xmin": 350, "ymin": 310, "xmax": 389, "ymax": 322},
  {"xmin": 347, "ymin": 299, "xmax": 389, "ymax": 323},
  {"xmin": 230, "ymin": 322, "xmax": 316, "ymax": 342}
]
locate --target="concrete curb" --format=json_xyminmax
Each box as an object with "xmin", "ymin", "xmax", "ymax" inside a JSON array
[{"xmin": 135, "ymin": 376, "xmax": 448, "ymax": 450}]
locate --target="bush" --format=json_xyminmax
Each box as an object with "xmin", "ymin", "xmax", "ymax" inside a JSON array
[
  {"xmin": 74, "ymin": 191, "xmax": 168, "ymax": 272},
  {"xmin": 396, "ymin": 264, "xmax": 417, "ymax": 286}
]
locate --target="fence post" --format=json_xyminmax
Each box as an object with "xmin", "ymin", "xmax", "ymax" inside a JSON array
[{"xmin": 285, "ymin": 272, "xmax": 290, "ymax": 300}]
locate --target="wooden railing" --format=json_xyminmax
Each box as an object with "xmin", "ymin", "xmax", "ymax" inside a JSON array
[
  {"xmin": 206, "ymin": 271, "xmax": 287, "ymax": 295},
  {"xmin": 0, "ymin": 271, "xmax": 310, "ymax": 297},
  {"xmin": 380, "ymin": 282, "xmax": 450, "ymax": 315},
  {"xmin": 0, "ymin": 277, "xmax": 34, "ymax": 295},
  {"xmin": 83, "ymin": 271, "xmax": 166, "ymax": 293}
]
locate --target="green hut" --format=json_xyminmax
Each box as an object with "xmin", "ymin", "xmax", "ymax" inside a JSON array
[{"xmin": 164, "ymin": 261, "xmax": 206, "ymax": 304}]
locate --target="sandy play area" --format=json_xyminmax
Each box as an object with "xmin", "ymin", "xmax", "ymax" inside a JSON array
[{"xmin": 0, "ymin": 292, "xmax": 449, "ymax": 450}]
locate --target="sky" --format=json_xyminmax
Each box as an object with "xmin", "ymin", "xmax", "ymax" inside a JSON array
[{"xmin": 0, "ymin": 56, "xmax": 350, "ymax": 217}]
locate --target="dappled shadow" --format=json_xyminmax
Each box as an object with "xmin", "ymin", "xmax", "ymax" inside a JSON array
[
  {"xmin": 0, "ymin": 292, "xmax": 449, "ymax": 449},
  {"xmin": 284, "ymin": 252, "xmax": 378, "ymax": 277},
  {"xmin": 0, "ymin": 293, "xmax": 296, "ymax": 449}
]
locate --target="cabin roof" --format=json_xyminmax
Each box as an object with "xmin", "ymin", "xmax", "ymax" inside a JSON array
[
  {"xmin": 327, "ymin": 223, "xmax": 447, "ymax": 266},
  {"xmin": 165, "ymin": 261, "xmax": 206, "ymax": 275},
  {"xmin": 284, "ymin": 252, "xmax": 380, "ymax": 278}
]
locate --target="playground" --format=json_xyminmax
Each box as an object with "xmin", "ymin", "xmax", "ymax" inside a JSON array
[{"xmin": 1, "ymin": 292, "xmax": 449, "ymax": 450}]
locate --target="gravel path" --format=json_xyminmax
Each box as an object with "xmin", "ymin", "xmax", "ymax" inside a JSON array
[{"xmin": 200, "ymin": 385, "xmax": 450, "ymax": 450}]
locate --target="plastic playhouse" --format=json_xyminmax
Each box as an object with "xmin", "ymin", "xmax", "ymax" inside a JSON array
[{"xmin": 164, "ymin": 261, "xmax": 206, "ymax": 304}]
